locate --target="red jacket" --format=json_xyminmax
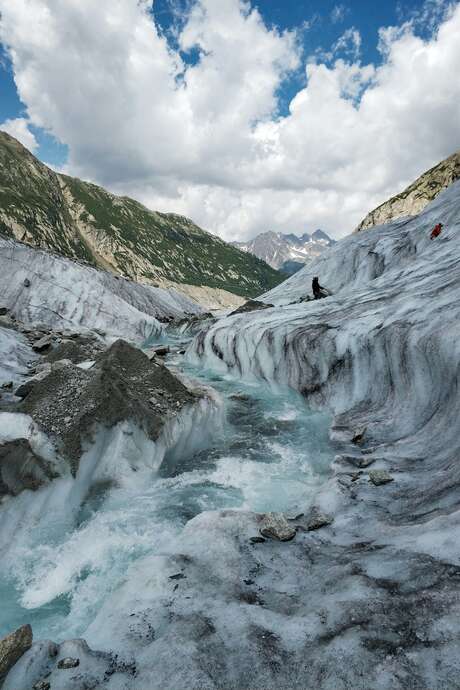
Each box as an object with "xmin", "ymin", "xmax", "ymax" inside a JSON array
[{"xmin": 430, "ymin": 224, "xmax": 442, "ymax": 239}]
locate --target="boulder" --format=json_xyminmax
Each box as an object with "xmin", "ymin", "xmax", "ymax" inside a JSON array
[
  {"xmin": 369, "ymin": 469, "xmax": 394, "ymax": 486},
  {"xmin": 259, "ymin": 513, "xmax": 296, "ymax": 542},
  {"xmin": 296, "ymin": 506, "xmax": 334, "ymax": 531},
  {"xmin": 0, "ymin": 624, "xmax": 33, "ymax": 683},
  {"xmin": 229, "ymin": 300, "xmax": 274, "ymax": 316},
  {"xmin": 0, "ymin": 438, "xmax": 58, "ymax": 497},
  {"xmin": 32, "ymin": 335, "xmax": 54, "ymax": 353},
  {"xmin": 144, "ymin": 345, "xmax": 170, "ymax": 360},
  {"xmin": 0, "ymin": 307, "xmax": 9, "ymax": 316},
  {"xmin": 57, "ymin": 657, "xmax": 80, "ymax": 669}
]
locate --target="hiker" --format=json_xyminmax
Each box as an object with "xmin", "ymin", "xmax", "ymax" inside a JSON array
[
  {"xmin": 430, "ymin": 223, "xmax": 443, "ymax": 239},
  {"xmin": 312, "ymin": 276, "xmax": 329, "ymax": 299}
]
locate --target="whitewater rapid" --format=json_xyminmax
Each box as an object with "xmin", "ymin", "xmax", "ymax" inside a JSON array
[{"xmin": 0, "ymin": 336, "xmax": 333, "ymax": 647}]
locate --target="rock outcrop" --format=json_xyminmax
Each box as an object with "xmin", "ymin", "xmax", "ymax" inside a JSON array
[
  {"xmin": 355, "ymin": 149, "xmax": 460, "ymax": 232},
  {"xmin": 0, "ymin": 624, "xmax": 33, "ymax": 684}
]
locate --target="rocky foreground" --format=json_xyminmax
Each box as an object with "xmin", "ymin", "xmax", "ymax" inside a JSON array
[{"xmin": 1, "ymin": 184, "xmax": 460, "ymax": 689}]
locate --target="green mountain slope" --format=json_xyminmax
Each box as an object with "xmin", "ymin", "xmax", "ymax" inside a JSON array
[{"xmin": 0, "ymin": 131, "xmax": 283, "ymax": 298}]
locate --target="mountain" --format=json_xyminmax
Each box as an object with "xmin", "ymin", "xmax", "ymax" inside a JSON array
[
  {"xmin": 355, "ymin": 150, "xmax": 460, "ymax": 232},
  {"xmin": 232, "ymin": 229, "xmax": 336, "ymax": 271},
  {"xmin": 0, "ymin": 131, "xmax": 283, "ymax": 305}
]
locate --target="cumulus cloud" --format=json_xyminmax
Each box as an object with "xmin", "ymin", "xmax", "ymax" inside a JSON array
[
  {"xmin": 0, "ymin": 0, "xmax": 460, "ymax": 240},
  {"xmin": 0, "ymin": 117, "xmax": 38, "ymax": 151}
]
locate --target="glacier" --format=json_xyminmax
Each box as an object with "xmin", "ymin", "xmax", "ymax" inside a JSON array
[
  {"xmin": 0, "ymin": 236, "xmax": 202, "ymax": 341},
  {"xmin": 1, "ymin": 183, "xmax": 460, "ymax": 689}
]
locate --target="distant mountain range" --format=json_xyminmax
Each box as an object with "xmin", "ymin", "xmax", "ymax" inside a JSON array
[
  {"xmin": 0, "ymin": 131, "xmax": 283, "ymax": 306},
  {"xmin": 232, "ymin": 229, "xmax": 336, "ymax": 275}
]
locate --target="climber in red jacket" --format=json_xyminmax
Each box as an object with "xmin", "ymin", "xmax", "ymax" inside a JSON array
[{"xmin": 430, "ymin": 223, "xmax": 443, "ymax": 239}]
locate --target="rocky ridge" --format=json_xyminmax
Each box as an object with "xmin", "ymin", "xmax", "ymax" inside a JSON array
[
  {"xmin": 355, "ymin": 149, "xmax": 460, "ymax": 232},
  {"xmin": 233, "ymin": 229, "xmax": 336, "ymax": 273}
]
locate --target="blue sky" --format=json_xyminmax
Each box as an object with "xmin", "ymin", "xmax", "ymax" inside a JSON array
[
  {"xmin": 0, "ymin": 0, "xmax": 459, "ymax": 240},
  {"xmin": 0, "ymin": 0, "xmax": 436, "ymax": 167}
]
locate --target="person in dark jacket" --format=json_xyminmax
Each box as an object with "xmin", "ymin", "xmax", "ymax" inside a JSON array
[{"xmin": 312, "ymin": 276, "xmax": 328, "ymax": 299}]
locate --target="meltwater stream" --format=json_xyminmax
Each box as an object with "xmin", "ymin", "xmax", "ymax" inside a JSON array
[{"xmin": 0, "ymin": 331, "xmax": 333, "ymax": 644}]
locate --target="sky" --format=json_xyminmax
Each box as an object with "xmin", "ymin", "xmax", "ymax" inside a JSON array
[{"xmin": 0, "ymin": 0, "xmax": 459, "ymax": 241}]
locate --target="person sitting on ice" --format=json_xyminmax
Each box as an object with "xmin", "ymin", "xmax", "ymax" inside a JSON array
[
  {"xmin": 430, "ymin": 222, "xmax": 443, "ymax": 239},
  {"xmin": 312, "ymin": 276, "xmax": 330, "ymax": 300}
]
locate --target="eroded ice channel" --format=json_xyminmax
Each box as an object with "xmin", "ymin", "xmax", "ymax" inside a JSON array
[{"xmin": 0, "ymin": 332, "xmax": 333, "ymax": 645}]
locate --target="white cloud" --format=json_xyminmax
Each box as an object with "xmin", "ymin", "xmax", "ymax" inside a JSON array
[
  {"xmin": 0, "ymin": 0, "xmax": 460, "ymax": 241},
  {"xmin": 0, "ymin": 117, "xmax": 38, "ymax": 152},
  {"xmin": 330, "ymin": 4, "xmax": 348, "ymax": 24}
]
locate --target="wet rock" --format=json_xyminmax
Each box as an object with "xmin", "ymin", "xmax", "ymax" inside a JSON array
[
  {"xmin": 23, "ymin": 278, "xmax": 31, "ymax": 288},
  {"xmin": 335, "ymin": 453, "xmax": 376, "ymax": 469},
  {"xmin": 297, "ymin": 506, "xmax": 334, "ymax": 531},
  {"xmin": 0, "ymin": 438, "xmax": 58, "ymax": 497},
  {"xmin": 57, "ymin": 656, "xmax": 80, "ymax": 669},
  {"xmin": 369, "ymin": 469, "xmax": 394, "ymax": 486},
  {"xmin": 34, "ymin": 680, "xmax": 51, "ymax": 690},
  {"xmin": 0, "ymin": 624, "xmax": 33, "ymax": 682},
  {"xmin": 230, "ymin": 300, "xmax": 274, "ymax": 316},
  {"xmin": 351, "ymin": 427, "xmax": 367, "ymax": 445},
  {"xmin": 33, "ymin": 681, "xmax": 50, "ymax": 690},
  {"xmin": 170, "ymin": 312, "xmax": 215, "ymax": 336},
  {"xmin": 229, "ymin": 392, "xmax": 252, "ymax": 402},
  {"xmin": 259, "ymin": 513, "xmax": 296, "ymax": 542},
  {"xmin": 144, "ymin": 345, "xmax": 170, "ymax": 360},
  {"xmin": 0, "ymin": 306, "xmax": 9, "ymax": 316}
]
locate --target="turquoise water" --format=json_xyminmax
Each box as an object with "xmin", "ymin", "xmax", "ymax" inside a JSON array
[{"xmin": 0, "ymin": 332, "xmax": 333, "ymax": 641}]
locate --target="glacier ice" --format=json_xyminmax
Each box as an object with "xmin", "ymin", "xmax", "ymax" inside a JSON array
[
  {"xmin": 2, "ymin": 183, "xmax": 460, "ymax": 689},
  {"xmin": 0, "ymin": 237, "xmax": 202, "ymax": 341}
]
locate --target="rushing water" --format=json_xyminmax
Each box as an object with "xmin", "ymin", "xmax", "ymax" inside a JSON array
[{"xmin": 0, "ymin": 331, "xmax": 333, "ymax": 642}]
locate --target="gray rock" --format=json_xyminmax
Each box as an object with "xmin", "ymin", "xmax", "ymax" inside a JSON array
[
  {"xmin": 369, "ymin": 469, "xmax": 394, "ymax": 486},
  {"xmin": 57, "ymin": 656, "xmax": 80, "ymax": 669},
  {"xmin": 15, "ymin": 369, "xmax": 52, "ymax": 398},
  {"xmin": 32, "ymin": 335, "xmax": 54, "ymax": 352},
  {"xmin": 335, "ymin": 453, "xmax": 376, "ymax": 469},
  {"xmin": 0, "ymin": 438, "xmax": 58, "ymax": 497},
  {"xmin": 52, "ymin": 359, "xmax": 73, "ymax": 371},
  {"xmin": 144, "ymin": 345, "xmax": 170, "ymax": 359},
  {"xmin": 33, "ymin": 681, "xmax": 50, "ymax": 690},
  {"xmin": 351, "ymin": 427, "xmax": 367, "ymax": 445},
  {"xmin": 0, "ymin": 624, "xmax": 33, "ymax": 682},
  {"xmin": 230, "ymin": 300, "xmax": 274, "ymax": 316},
  {"xmin": 297, "ymin": 507, "xmax": 334, "ymax": 531},
  {"xmin": 259, "ymin": 513, "xmax": 296, "ymax": 541}
]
